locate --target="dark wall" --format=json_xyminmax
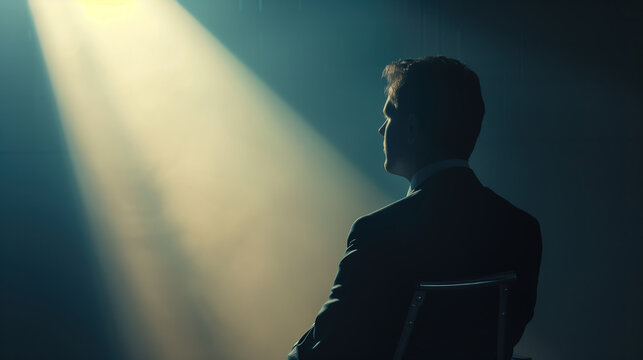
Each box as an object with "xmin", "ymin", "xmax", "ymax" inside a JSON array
[{"xmin": 1, "ymin": 0, "xmax": 641, "ymax": 359}]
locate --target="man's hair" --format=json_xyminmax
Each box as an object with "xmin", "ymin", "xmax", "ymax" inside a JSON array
[{"xmin": 382, "ymin": 56, "xmax": 485, "ymax": 159}]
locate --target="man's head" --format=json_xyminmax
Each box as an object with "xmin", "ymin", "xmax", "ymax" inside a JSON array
[{"xmin": 379, "ymin": 56, "xmax": 485, "ymax": 180}]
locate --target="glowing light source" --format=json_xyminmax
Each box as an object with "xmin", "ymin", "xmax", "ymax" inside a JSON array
[{"xmin": 29, "ymin": 0, "xmax": 391, "ymax": 359}]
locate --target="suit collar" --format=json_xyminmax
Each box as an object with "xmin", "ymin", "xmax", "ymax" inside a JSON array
[
  {"xmin": 407, "ymin": 166, "xmax": 481, "ymax": 197},
  {"xmin": 407, "ymin": 159, "xmax": 470, "ymax": 196}
]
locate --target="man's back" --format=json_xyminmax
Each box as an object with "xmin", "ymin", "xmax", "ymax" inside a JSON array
[{"xmin": 288, "ymin": 167, "xmax": 542, "ymax": 360}]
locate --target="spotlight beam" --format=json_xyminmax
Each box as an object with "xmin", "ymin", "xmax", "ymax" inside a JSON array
[{"xmin": 29, "ymin": 1, "xmax": 392, "ymax": 359}]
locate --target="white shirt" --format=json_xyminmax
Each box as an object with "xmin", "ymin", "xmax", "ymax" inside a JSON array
[{"xmin": 406, "ymin": 159, "xmax": 470, "ymax": 196}]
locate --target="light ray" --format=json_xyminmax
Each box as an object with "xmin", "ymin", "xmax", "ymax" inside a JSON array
[{"xmin": 29, "ymin": 0, "xmax": 392, "ymax": 359}]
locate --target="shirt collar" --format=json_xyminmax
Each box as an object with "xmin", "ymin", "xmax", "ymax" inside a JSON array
[{"xmin": 407, "ymin": 159, "xmax": 470, "ymax": 196}]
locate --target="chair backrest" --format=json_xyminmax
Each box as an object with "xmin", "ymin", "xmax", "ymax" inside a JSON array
[{"xmin": 392, "ymin": 271, "xmax": 517, "ymax": 360}]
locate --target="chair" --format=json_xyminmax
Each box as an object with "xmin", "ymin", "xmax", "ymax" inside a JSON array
[{"xmin": 392, "ymin": 271, "xmax": 532, "ymax": 360}]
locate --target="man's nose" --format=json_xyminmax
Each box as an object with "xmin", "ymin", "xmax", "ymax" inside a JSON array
[{"xmin": 378, "ymin": 121, "xmax": 386, "ymax": 136}]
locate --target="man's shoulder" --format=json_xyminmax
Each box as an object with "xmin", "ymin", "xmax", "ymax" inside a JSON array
[
  {"xmin": 347, "ymin": 191, "xmax": 424, "ymax": 240},
  {"xmin": 347, "ymin": 183, "xmax": 541, "ymax": 248},
  {"xmin": 482, "ymin": 186, "xmax": 540, "ymax": 229}
]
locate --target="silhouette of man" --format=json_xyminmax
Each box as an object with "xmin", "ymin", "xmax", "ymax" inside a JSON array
[{"xmin": 288, "ymin": 56, "xmax": 542, "ymax": 360}]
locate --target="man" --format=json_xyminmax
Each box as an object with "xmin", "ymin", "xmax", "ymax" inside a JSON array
[{"xmin": 288, "ymin": 56, "xmax": 542, "ymax": 360}]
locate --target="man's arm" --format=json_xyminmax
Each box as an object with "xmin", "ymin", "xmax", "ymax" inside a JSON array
[
  {"xmin": 508, "ymin": 217, "xmax": 543, "ymax": 347},
  {"xmin": 288, "ymin": 219, "xmax": 382, "ymax": 360}
]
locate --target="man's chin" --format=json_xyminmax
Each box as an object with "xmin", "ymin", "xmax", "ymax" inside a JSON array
[{"xmin": 384, "ymin": 159, "xmax": 410, "ymax": 178}]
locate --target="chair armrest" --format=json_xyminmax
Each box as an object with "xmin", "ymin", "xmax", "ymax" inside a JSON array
[{"xmin": 418, "ymin": 271, "xmax": 517, "ymax": 290}]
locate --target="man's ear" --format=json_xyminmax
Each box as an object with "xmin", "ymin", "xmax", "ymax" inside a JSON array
[{"xmin": 407, "ymin": 113, "xmax": 418, "ymax": 145}]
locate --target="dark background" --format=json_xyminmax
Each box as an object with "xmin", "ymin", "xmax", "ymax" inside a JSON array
[{"xmin": 1, "ymin": 0, "xmax": 642, "ymax": 359}]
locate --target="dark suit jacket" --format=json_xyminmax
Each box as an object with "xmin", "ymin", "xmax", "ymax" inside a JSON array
[{"xmin": 288, "ymin": 167, "xmax": 542, "ymax": 360}]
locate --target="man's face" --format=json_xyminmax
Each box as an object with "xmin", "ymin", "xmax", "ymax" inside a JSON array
[{"xmin": 379, "ymin": 96, "xmax": 411, "ymax": 176}]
